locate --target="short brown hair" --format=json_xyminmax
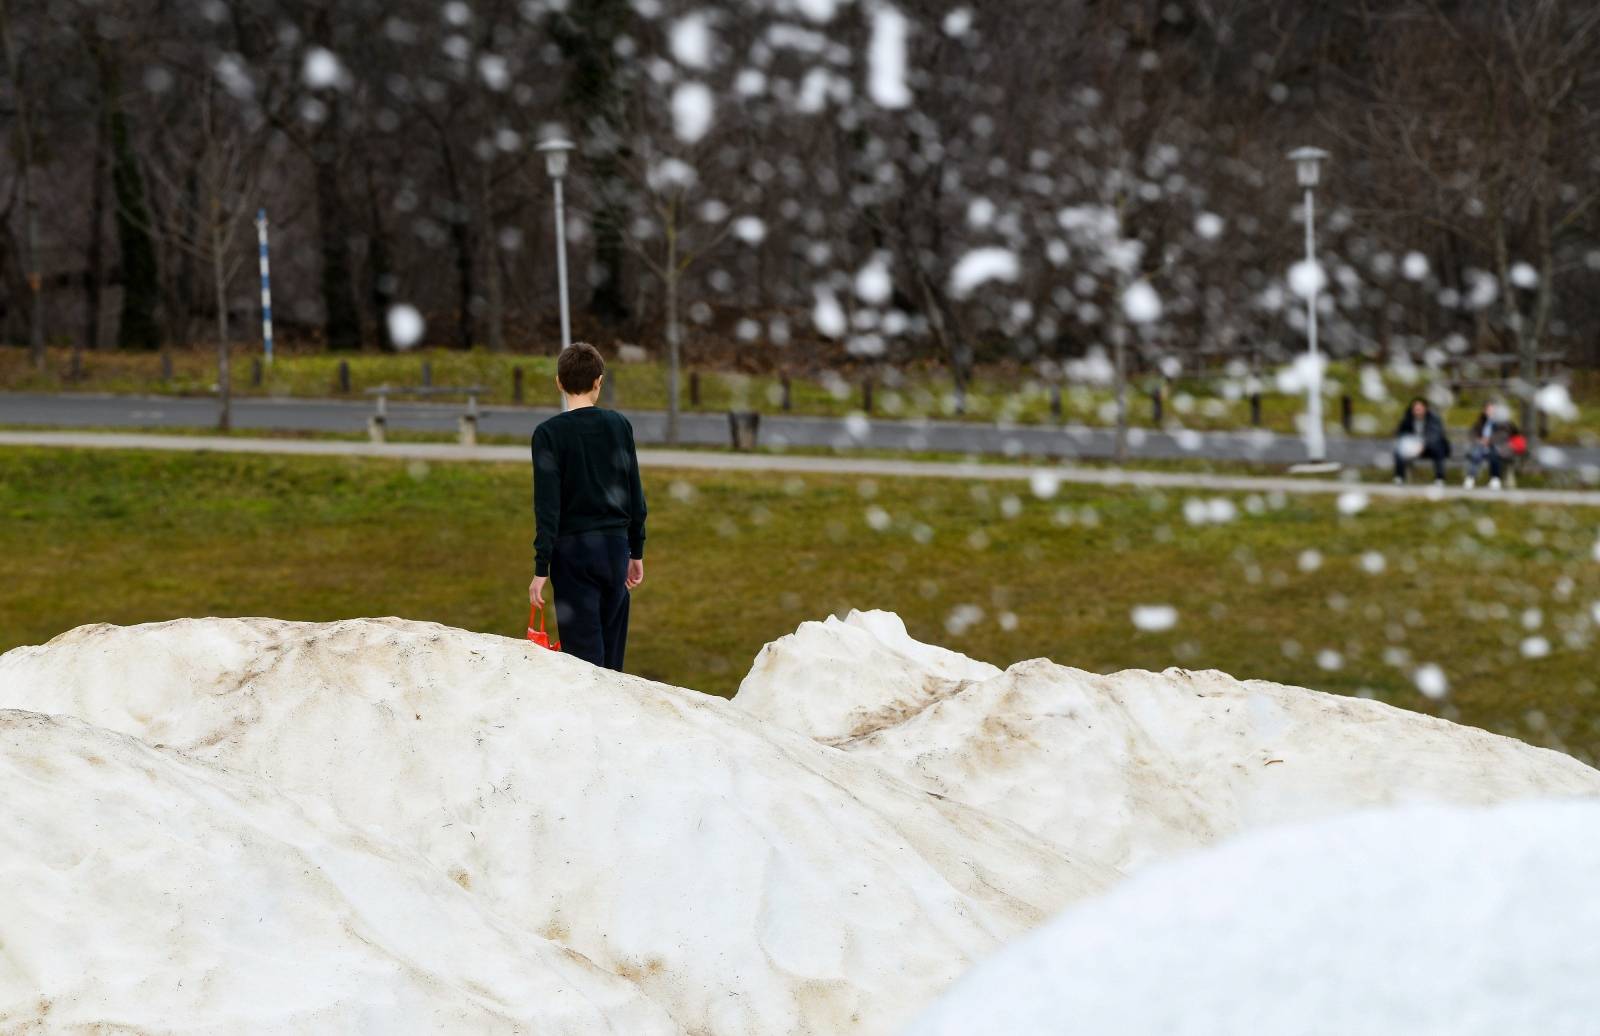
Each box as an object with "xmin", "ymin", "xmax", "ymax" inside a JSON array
[{"xmin": 557, "ymin": 342, "xmax": 605, "ymax": 394}]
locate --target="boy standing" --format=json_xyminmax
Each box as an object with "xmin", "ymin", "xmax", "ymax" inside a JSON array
[{"xmin": 529, "ymin": 343, "xmax": 647, "ymax": 671}]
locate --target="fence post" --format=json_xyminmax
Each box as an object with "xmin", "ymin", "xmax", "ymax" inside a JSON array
[
  {"xmin": 160, "ymin": 351, "xmax": 174, "ymax": 381},
  {"xmin": 1340, "ymin": 394, "xmax": 1353, "ymax": 434},
  {"xmin": 1249, "ymin": 393, "xmax": 1262, "ymax": 427},
  {"xmin": 338, "ymin": 360, "xmax": 351, "ymax": 394},
  {"xmin": 1151, "ymin": 387, "xmax": 1164, "ymax": 424},
  {"xmin": 1050, "ymin": 385, "xmax": 1062, "ymax": 421},
  {"xmin": 251, "ymin": 358, "xmax": 263, "ymax": 387},
  {"xmin": 1538, "ymin": 408, "xmax": 1549, "ymax": 440},
  {"xmin": 780, "ymin": 374, "xmax": 792, "ymax": 412},
  {"xmin": 421, "ymin": 360, "xmax": 432, "ymax": 388},
  {"xmin": 862, "ymin": 378, "xmax": 874, "ymax": 414},
  {"xmin": 512, "ymin": 366, "xmax": 524, "ymax": 404},
  {"xmin": 689, "ymin": 371, "xmax": 701, "ymax": 407}
]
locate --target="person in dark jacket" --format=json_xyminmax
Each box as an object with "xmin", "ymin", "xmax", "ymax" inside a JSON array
[
  {"xmin": 1464, "ymin": 401, "xmax": 1520, "ymax": 491},
  {"xmin": 1392, "ymin": 397, "xmax": 1451, "ymax": 485},
  {"xmin": 529, "ymin": 343, "xmax": 647, "ymax": 671}
]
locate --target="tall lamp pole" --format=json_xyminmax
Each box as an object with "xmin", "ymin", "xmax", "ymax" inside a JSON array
[
  {"xmin": 538, "ymin": 139, "xmax": 575, "ymax": 356},
  {"xmin": 1288, "ymin": 146, "xmax": 1330, "ymax": 464}
]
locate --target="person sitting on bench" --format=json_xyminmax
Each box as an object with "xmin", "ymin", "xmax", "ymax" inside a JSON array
[
  {"xmin": 1392, "ymin": 397, "xmax": 1450, "ymax": 485},
  {"xmin": 1464, "ymin": 401, "xmax": 1521, "ymax": 491}
]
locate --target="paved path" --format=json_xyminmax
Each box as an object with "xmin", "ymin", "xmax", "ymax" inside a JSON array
[
  {"xmin": 9, "ymin": 390, "xmax": 1597, "ymax": 470},
  {"xmin": 6, "ymin": 430, "xmax": 1599, "ymax": 508}
]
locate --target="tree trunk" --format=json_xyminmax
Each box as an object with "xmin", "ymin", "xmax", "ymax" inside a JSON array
[
  {"xmin": 314, "ymin": 149, "xmax": 361, "ymax": 350},
  {"xmin": 1112, "ymin": 323, "xmax": 1129, "ymax": 465},
  {"xmin": 212, "ymin": 216, "xmax": 231, "ymax": 432},
  {"xmin": 110, "ymin": 102, "xmax": 162, "ymax": 350},
  {"xmin": 1, "ymin": 0, "xmax": 44, "ymax": 368},
  {"xmin": 665, "ymin": 219, "xmax": 681, "ymax": 446},
  {"xmin": 81, "ymin": 79, "xmax": 109, "ymax": 367},
  {"xmin": 481, "ymin": 163, "xmax": 504, "ymax": 352},
  {"xmin": 364, "ymin": 163, "xmax": 394, "ymax": 351}
]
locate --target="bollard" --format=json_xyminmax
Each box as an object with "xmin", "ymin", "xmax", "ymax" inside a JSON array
[
  {"xmin": 1151, "ymin": 388, "xmax": 1164, "ymax": 424},
  {"xmin": 689, "ymin": 371, "xmax": 701, "ymax": 407},
  {"xmin": 421, "ymin": 360, "xmax": 432, "ymax": 387},
  {"xmin": 160, "ymin": 351, "xmax": 174, "ymax": 381},
  {"xmin": 780, "ymin": 374, "xmax": 792, "ymax": 411},
  {"xmin": 1050, "ymin": 385, "xmax": 1062, "ymax": 421},
  {"xmin": 458, "ymin": 394, "xmax": 480, "ymax": 446},
  {"xmin": 251, "ymin": 358, "xmax": 263, "ymax": 387},
  {"xmin": 1250, "ymin": 393, "xmax": 1262, "ymax": 427},
  {"xmin": 512, "ymin": 366, "xmax": 524, "ymax": 404},
  {"xmin": 728, "ymin": 411, "xmax": 760, "ymax": 451},
  {"xmin": 1340, "ymin": 394, "xmax": 1353, "ymax": 433},
  {"xmin": 338, "ymin": 360, "xmax": 351, "ymax": 394},
  {"xmin": 863, "ymin": 378, "xmax": 874, "ymax": 414},
  {"xmin": 368, "ymin": 393, "xmax": 387, "ymax": 443}
]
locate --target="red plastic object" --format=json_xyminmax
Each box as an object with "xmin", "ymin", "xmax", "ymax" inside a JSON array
[
  {"xmin": 527, "ymin": 603, "xmax": 561, "ymax": 652},
  {"xmin": 1508, "ymin": 433, "xmax": 1529, "ymax": 456}
]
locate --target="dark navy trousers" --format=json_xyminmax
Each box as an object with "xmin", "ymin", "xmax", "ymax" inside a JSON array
[{"xmin": 551, "ymin": 531, "xmax": 631, "ymax": 671}]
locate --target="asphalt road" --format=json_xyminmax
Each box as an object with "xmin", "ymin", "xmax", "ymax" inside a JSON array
[{"xmin": 4, "ymin": 391, "xmax": 1598, "ymax": 471}]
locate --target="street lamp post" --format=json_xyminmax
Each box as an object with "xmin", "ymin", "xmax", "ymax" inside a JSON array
[
  {"xmin": 538, "ymin": 138, "xmax": 575, "ymax": 356},
  {"xmin": 1288, "ymin": 146, "xmax": 1330, "ymax": 465}
]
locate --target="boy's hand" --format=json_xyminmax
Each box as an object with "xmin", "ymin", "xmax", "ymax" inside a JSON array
[
  {"xmin": 626, "ymin": 559, "xmax": 644, "ymax": 590},
  {"xmin": 529, "ymin": 575, "xmax": 547, "ymax": 606}
]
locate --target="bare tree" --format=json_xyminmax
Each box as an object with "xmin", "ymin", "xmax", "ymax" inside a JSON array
[
  {"xmin": 141, "ymin": 84, "xmax": 262, "ymax": 431},
  {"xmin": 0, "ymin": 0, "xmax": 43, "ymax": 368}
]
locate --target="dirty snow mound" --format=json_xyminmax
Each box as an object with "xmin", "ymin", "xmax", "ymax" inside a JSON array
[
  {"xmin": 734, "ymin": 610, "xmax": 1000, "ymax": 742},
  {"xmin": 0, "ymin": 618, "xmax": 1113, "ymax": 1036},
  {"xmin": 735, "ymin": 621, "xmax": 1600, "ymax": 872},
  {"xmin": 0, "ymin": 710, "xmax": 678, "ymax": 1035},
  {"xmin": 908, "ymin": 799, "xmax": 1600, "ymax": 1036}
]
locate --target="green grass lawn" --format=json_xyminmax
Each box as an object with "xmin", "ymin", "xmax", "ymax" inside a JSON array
[
  {"xmin": 2, "ymin": 447, "xmax": 1597, "ymax": 764},
  {"xmin": 6, "ymin": 345, "xmax": 1596, "ymax": 445}
]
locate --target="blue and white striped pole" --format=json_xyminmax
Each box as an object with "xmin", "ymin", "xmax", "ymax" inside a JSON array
[{"xmin": 256, "ymin": 208, "xmax": 274, "ymax": 366}]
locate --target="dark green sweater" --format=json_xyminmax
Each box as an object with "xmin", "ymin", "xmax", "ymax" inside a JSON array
[{"xmin": 531, "ymin": 407, "xmax": 647, "ymax": 577}]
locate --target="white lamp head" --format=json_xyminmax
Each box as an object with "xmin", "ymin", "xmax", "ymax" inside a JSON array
[
  {"xmin": 538, "ymin": 138, "xmax": 575, "ymax": 180},
  {"xmin": 1288, "ymin": 146, "xmax": 1330, "ymax": 188}
]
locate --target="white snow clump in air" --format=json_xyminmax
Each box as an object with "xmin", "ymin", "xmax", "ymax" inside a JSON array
[
  {"xmin": 1121, "ymin": 280, "xmax": 1162, "ymax": 324},
  {"xmin": 670, "ymin": 12, "xmax": 714, "ymax": 68},
  {"xmin": 942, "ymin": 6, "xmax": 973, "ymax": 36},
  {"xmin": 671, "ymin": 81, "xmax": 714, "ymax": 143},
  {"xmin": 1536, "ymin": 383, "xmax": 1579, "ymax": 422},
  {"xmin": 732, "ymin": 215, "xmax": 767, "ymax": 244},
  {"xmin": 1130, "ymin": 605, "xmax": 1178, "ymax": 632},
  {"xmin": 1337, "ymin": 491, "xmax": 1369, "ymax": 515},
  {"xmin": 302, "ymin": 47, "xmax": 345, "ymax": 89},
  {"xmin": 1195, "ymin": 212, "xmax": 1225, "ymax": 239},
  {"xmin": 949, "ymin": 248, "xmax": 1020, "ymax": 298},
  {"xmin": 1288, "ymin": 259, "xmax": 1327, "ymax": 298},
  {"xmin": 386, "ymin": 305, "xmax": 425, "ymax": 349},
  {"xmin": 812, "ymin": 287, "xmax": 846, "ymax": 337},
  {"xmin": 1414, "ymin": 663, "xmax": 1449, "ymax": 699},
  {"xmin": 1402, "ymin": 251, "xmax": 1430, "ymax": 281},
  {"xmin": 868, "ymin": 5, "xmax": 912, "ymax": 109},
  {"xmin": 854, "ymin": 253, "xmax": 893, "ymax": 304},
  {"xmin": 1510, "ymin": 261, "xmax": 1540, "ymax": 289}
]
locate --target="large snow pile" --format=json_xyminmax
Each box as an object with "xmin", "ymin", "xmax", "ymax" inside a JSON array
[
  {"xmin": 2, "ymin": 612, "xmax": 1596, "ymax": 1033},
  {"xmin": 0, "ymin": 711, "xmax": 678, "ymax": 1034},
  {"xmin": 907, "ymin": 799, "xmax": 1600, "ymax": 1036},
  {"xmin": 736, "ymin": 611, "xmax": 1600, "ymax": 870},
  {"xmin": 0, "ymin": 617, "xmax": 1112, "ymax": 1035}
]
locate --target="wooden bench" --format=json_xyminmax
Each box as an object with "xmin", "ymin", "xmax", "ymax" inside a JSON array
[{"xmin": 364, "ymin": 385, "xmax": 489, "ymax": 445}]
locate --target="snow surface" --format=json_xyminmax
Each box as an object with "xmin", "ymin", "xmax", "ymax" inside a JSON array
[
  {"xmin": 907, "ymin": 800, "xmax": 1600, "ymax": 1036},
  {"xmin": 3, "ymin": 612, "xmax": 1596, "ymax": 1033},
  {"xmin": 0, "ymin": 710, "xmax": 678, "ymax": 1034},
  {"xmin": 734, "ymin": 610, "xmax": 1600, "ymax": 871},
  {"xmin": 0, "ymin": 617, "xmax": 1111, "ymax": 1035}
]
